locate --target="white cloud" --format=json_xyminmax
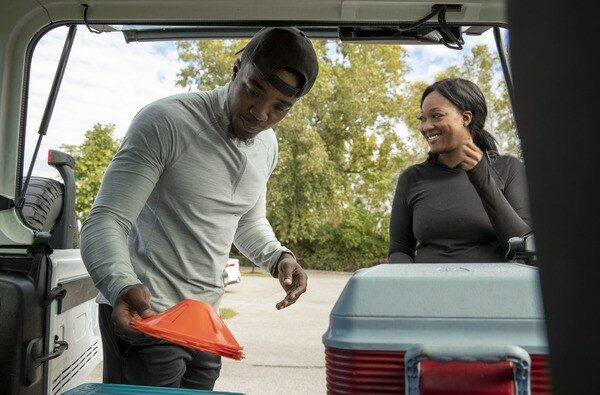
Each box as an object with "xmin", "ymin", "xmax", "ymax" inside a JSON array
[{"xmin": 404, "ymin": 29, "xmax": 501, "ymax": 83}]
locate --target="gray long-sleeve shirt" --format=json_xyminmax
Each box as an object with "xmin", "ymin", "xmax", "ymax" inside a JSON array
[
  {"xmin": 80, "ymin": 84, "xmax": 291, "ymax": 311},
  {"xmin": 388, "ymin": 153, "xmax": 532, "ymax": 263}
]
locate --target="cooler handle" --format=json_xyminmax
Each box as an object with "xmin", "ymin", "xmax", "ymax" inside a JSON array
[{"xmin": 405, "ymin": 344, "xmax": 531, "ymax": 395}]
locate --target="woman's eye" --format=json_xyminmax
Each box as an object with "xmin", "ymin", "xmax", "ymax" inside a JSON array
[
  {"xmin": 431, "ymin": 113, "xmax": 443, "ymax": 120},
  {"xmin": 417, "ymin": 115, "xmax": 425, "ymax": 122},
  {"xmin": 248, "ymin": 88, "xmax": 259, "ymax": 97}
]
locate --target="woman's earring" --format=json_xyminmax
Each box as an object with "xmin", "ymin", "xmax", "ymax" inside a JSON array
[{"xmin": 464, "ymin": 122, "xmax": 469, "ymax": 126}]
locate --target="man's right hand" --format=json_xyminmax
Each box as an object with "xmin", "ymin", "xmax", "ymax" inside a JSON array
[{"xmin": 111, "ymin": 284, "xmax": 156, "ymax": 338}]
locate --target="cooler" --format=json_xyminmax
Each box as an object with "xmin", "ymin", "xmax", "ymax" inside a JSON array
[{"xmin": 322, "ymin": 263, "xmax": 552, "ymax": 394}]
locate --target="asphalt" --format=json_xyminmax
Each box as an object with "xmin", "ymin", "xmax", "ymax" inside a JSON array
[
  {"xmin": 85, "ymin": 268, "xmax": 353, "ymax": 395},
  {"xmin": 214, "ymin": 268, "xmax": 352, "ymax": 395}
]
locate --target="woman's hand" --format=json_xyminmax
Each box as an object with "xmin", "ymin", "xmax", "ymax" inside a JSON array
[{"xmin": 459, "ymin": 140, "xmax": 484, "ymax": 171}]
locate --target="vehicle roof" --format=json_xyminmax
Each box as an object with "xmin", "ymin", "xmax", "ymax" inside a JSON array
[{"xmin": 31, "ymin": 0, "xmax": 506, "ymax": 24}]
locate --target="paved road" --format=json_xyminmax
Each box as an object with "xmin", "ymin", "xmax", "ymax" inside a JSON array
[
  {"xmin": 215, "ymin": 268, "xmax": 352, "ymax": 395},
  {"xmin": 85, "ymin": 268, "xmax": 353, "ymax": 395}
]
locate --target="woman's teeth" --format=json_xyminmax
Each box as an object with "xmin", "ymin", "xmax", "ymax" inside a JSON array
[{"xmin": 426, "ymin": 132, "xmax": 441, "ymax": 142}]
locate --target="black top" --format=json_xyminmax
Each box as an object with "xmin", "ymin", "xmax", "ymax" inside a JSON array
[{"xmin": 388, "ymin": 153, "xmax": 532, "ymax": 263}]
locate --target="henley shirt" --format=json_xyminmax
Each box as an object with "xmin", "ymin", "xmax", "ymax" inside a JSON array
[
  {"xmin": 388, "ymin": 153, "xmax": 532, "ymax": 263},
  {"xmin": 80, "ymin": 84, "xmax": 291, "ymax": 311}
]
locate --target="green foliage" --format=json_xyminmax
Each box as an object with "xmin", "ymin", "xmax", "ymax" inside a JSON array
[
  {"xmin": 61, "ymin": 123, "xmax": 120, "ymax": 222},
  {"xmin": 462, "ymin": 45, "xmax": 520, "ymax": 157},
  {"xmin": 267, "ymin": 123, "xmax": 337, "ymax": 244},
  {"xmin": 302, "ymin": 204, "xmax": 390, "ymax": 271},
  {"xmin": 400, "ymin": 80, "xmax": 430, "ymax": 157},
  {"xmin": 219, "ymin": 308, "xmax": 238, "ymax": 319},
  {"xmin": 176, "ymin": 40, "xmax": 247, "ymax": 91},
  {"xmin": 493, "ymin": 79, "xmax": 520, "ymax": 157}
]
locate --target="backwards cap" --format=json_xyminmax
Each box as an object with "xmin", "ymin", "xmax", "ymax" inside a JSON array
[{"xmin": 241, "ymin": 27, "xmax": 319, "ymax": 98}]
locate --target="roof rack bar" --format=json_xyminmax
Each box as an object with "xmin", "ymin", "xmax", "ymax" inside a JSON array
[{"xmin": 122, "ymin": 26, "xmax": 340, "ymax": 42}]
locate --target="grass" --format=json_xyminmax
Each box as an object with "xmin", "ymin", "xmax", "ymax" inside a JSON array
[{"xmin": 219, "ymin": 308, "xmax": 238, "ymax": 320}]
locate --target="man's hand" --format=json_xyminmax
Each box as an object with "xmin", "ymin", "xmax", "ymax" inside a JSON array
[
  {"xmin": 459, "ymin": 140, "xmax": 484, "ymax": 171},
  {"xmin": 275, "ymin": 252, "xmax": 308, "ymax": 310},
  {"xmin": 112, "ymin": 284, "xmax": 156, "ymax": 337}
]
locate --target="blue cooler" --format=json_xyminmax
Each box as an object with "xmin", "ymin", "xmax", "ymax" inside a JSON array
[
  {"xmin": 63, "ymin": 384, "xmax": 245, "ymax": 395},
  {"xmin": 322, "ymin": 263, "xmax": 552, "ymax": 394}
]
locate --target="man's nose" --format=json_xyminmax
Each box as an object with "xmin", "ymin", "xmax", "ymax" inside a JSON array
[{"xmin": 250, "ymin": 103, "xmax": 268, "ymax": 122}]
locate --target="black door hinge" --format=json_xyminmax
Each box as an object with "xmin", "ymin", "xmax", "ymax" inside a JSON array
[
  {"xmin": 0, "ymin": 195, "xmax": 15, "ymax": 211},
  {"xmin": 44, "ymin": 284, "xmax": 67, "ymax": 314}
]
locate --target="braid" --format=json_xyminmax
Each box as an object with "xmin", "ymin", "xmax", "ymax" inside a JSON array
[{"xmin": 472, "ymin": 127, "xmax": 498, "ymax": 153}]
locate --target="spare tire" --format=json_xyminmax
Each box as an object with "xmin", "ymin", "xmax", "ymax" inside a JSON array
[{"xmin": 21, "ymin": 177, "xmax": 64, "ymax": 232}]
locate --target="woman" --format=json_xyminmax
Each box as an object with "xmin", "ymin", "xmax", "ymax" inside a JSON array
[{"xmin": 388, "ymin": 78, "xmax": 532, "ymax": 263}]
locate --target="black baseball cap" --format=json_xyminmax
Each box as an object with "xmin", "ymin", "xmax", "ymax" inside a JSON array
[{"xmin": 241, "ymin": 27, "xmax": 319, "ymax": 98}]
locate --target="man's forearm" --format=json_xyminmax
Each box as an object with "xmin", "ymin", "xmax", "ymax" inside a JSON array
[
  {"xmin": 80, "ymin": 212, "xmax": 141, "ymax": 306},
  {"xmin": 234, "ymin": 216, "xmax": 292, "ymax": 276}
]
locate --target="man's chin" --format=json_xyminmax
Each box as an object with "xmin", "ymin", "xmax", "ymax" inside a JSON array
[{"xmin": 232, "ymin": 127, "xmax": 263, "ymax": 142}]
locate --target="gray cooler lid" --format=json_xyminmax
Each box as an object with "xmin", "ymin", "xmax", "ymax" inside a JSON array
[
  {"xmin": 323, "ymin": 263, "xmax": 549, "ymax": 353},
  {"xmin": 331, "ymin": 263, "xmax": 544, "ymax": 319}
]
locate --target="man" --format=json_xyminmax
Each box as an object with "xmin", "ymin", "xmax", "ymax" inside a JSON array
[{"xmin": 80, "ymin": 27, "xmax": 318, "ymax": 389}]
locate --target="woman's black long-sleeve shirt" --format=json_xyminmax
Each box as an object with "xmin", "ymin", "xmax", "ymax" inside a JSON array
[{"xmin": 388, "ymin": 154, "xmax": 532, "ymax": 263}]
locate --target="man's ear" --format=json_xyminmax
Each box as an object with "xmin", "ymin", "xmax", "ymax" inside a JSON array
[{"xmin": 232, "ymin": 59, "xmax": 242, "ymax": 81}]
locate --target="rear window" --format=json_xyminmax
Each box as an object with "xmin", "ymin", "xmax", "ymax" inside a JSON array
[{"xmin": 25, "ymin": 24, "xmax": 517, "ymax": 269}]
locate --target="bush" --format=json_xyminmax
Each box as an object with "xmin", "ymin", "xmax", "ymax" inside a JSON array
[{"xmin": 300, "ymin": 205, "xmax": 389, "ymax": 272}]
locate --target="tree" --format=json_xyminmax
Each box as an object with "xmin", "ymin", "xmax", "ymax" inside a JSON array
[
  {"xmin": 462, "ymin": 45, "xmax": 520, "ymax": 156},
  {"xmin": 61, "ymin": 123, "xmax": 120, "ymax": 222},
  {"xmin": 177, "ymin": 39, "xmax": 247, "ymax": 91}
]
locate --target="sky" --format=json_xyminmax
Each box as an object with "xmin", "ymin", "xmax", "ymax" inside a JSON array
[{"xmin": 25, "ymin": 26, "xmax": 501, "ymax": 179}]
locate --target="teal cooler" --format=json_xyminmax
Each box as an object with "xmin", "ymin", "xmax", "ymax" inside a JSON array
[
  {"xmin": 322, "ymin": 263, "xmax": 552, "ymax": 394},
  {"xmin": 63, "ymin": 384, "xmax": 245, "ymax": 395}
]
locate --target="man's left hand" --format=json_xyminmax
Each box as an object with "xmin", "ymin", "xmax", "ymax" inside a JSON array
[{"xmin": 275, "ymin": 252, "xmax": 307, "ymax": 310}]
